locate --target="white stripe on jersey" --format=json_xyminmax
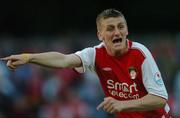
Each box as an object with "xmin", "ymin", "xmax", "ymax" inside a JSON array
[
  {"xmin": 165, "ymin": 103, "xmax": 170, "ymax": 113},
  {"xmin": 75, "ymin": 41, "xmax": 168, "ymax": 100},
  {"xmin": 75, "ymin": 47, "xmax": 96, "ymax": 73},
  {"xmin": 132, "ymin": 42, "xmax": 168, "ymax": 99}
]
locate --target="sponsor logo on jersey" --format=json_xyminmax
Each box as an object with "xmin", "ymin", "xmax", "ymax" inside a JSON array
[
  {"xmin": 102, "ymin": 67, "xmax": 112, "ymax": 71},
  {"xmin": 107, "ymin": 79, "xmax": 139, "ymax": 99},
  {"xmin": 128, "ymin": 67, "xmax": 137, "ymax": 80}
]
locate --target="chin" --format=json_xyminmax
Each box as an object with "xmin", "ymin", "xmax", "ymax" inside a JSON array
[
  {"xmin": 114, "ymin": 44, "xmax": 123, "ymax": 49},
  {"xmin": 113, "ymin": 41, "xmax": 127, "ymax": 51},
  {"xmin": 114, "ymin": 47, "xmax": 124, "ymax": 52}
]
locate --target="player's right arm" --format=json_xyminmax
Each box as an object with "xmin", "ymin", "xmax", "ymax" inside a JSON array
[{"xmin": 1, "ymin": 52, "xmax": 82, "ymax": 70}]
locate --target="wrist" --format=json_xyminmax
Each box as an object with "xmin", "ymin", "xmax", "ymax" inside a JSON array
[
  {"xmin": 21, "ymin": 53, "xmax": 30, "ymax": 63},
  {"xmin": 119, "ymin": 101, "xmax": 126, "ymax": 111},
  {"xmin": 120, "ymin": 100, "xmax": 136, "ymax": 111}
]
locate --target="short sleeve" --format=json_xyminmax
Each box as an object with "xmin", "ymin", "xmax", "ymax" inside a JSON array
[
  {"xmin": 141, "ymin": 46, "xmax": 168, "ymax": 100},
  {"xmin": 75, "ymin": 47, "xmax": 96, "ymax": 73}
]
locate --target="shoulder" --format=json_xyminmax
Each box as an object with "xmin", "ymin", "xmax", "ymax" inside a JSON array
[
  {"xmin": 94, "ymin": 42, "xmax": 104, "ymax": 49},
  {"xmin": 131, "ymin": 41, "xmax": 152, "ymax": 58}
]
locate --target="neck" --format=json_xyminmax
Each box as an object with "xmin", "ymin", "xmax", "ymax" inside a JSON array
[{"xmin": 115, "ymin": 45, "xmax": 128, "ymax": 56}]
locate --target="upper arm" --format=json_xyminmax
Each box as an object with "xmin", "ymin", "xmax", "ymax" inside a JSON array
[
  {"xmin": 74, "ymin": 47, "xmax": 96, "ymax": 73},
  {"xmin": 141, "ymin": 46, "xmax": 168, "ymax": 100},
  {"xmin": 64, "ymin": 54, "xmax": 82, "ymax": 68}
]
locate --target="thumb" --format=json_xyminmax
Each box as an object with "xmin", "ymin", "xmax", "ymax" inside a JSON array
[
  {"xmin": 104, "ymin": 96, "xmax": 113, "ymax": 100},
  {"xmin": 7, "ymin": 60, "xmax": 16, "ymax": 70},
  {"xmin": 12, "ymin": 60, "xmax": 25, "ymax": 66}
]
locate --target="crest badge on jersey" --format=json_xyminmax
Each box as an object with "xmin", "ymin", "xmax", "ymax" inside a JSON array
[{"xmin": 128, "ymin": 67, "xmax": 137, "ymax": 80}]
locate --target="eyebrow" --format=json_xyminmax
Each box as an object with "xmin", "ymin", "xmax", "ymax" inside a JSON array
[
  {"xmin": 107, "ymin": 24, "xmax": 114, "ymax": 27},
  {"xmin": 118, "ymin": 22, "xmax": 125, "ymax": 25},
  {"xmin": 106, "ymin": 22, "xmax": 125, "ymax": 27}
]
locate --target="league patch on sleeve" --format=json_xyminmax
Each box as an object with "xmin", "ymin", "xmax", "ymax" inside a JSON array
[{"xmin": 153, "ymin": 72, "xmax": 164, "ymax": 85}]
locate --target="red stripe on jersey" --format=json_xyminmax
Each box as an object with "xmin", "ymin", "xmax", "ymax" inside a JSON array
[
  {"xmin": 94, "ymin": 40, "xmax": 170, "ymax": 118},
  {"xmin": 95, "ymin": 40, "xmax": 146, "ymax": 100}
]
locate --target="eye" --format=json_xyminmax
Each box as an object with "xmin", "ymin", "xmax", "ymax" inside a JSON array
[
  {"xmin": 106, "ymin": 26, "xmax": 114, "ymax": 31},
  {"xmin": 118, "ymin": 25, "xmax": 124, "ymax": 29}
]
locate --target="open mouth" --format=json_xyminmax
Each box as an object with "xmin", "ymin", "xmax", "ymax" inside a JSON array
[{"xmin": 112, "ymin": 38, "xmax": 122, "ymax": 44}]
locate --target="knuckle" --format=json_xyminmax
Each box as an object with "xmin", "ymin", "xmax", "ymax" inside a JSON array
[
  {"xmin": 103, "ymin": 106, "xmax": 107, "ymax": 110},
  {"xmin": 7, "ymin": 63, "xmax": 10, "ymax": 66}
]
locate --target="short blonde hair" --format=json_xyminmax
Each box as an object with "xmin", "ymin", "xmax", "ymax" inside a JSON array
[{"xmin": 96, "ymin": 9, "xmax": 126, "ymax": 31}]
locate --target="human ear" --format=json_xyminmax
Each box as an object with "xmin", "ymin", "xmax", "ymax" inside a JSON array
[
  {"xmin": 126, "ymin": 31, "xmax": 128, "ymax": 35},
  {"xmin": 97, "ymin": 31, "xmax": 103, "ymax": 41},
  {"xmin": 126, "ymin": 26, "xmax": 129, "ymax": 35}
]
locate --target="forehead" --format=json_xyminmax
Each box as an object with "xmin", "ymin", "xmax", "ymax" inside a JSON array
[{"xmin": 100, "ymin": 16, "xmax": 126, "ymax": 26}]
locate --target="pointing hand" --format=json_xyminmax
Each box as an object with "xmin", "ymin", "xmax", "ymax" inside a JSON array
[{"xmin": 1, "ymin": 54, "xmax": 30, "ymax": 70}]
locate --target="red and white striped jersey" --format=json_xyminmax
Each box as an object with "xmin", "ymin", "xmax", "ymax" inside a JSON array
[{"xmin": 75, "ymin": 40, "xmax": 170, "ymax": 118}]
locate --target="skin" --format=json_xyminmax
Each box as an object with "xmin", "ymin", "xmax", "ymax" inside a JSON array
[
  {"xmin": 96, "ymin": 94, "xmax": 166, "ymax": 113},
  {"xmin": 1, "ymin": 16, "xmax": 167, "ymax": 114},
  {"xmin": 97, "ymin": 16, "xmax": 129, "ymax": 56}
]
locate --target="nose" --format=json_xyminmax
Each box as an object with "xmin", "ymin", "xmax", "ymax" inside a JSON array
[{"xmin": 114, "ymin": 27, "xmax": 120, "ymax": 36}]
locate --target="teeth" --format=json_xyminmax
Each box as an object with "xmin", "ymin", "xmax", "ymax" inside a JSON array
[
  {"xmin": 119, "ymin": 38, "xmax": 122, "ymax": 42},
  {"xmin": 113, "ymin": 38, "xmax": 122, "ymax": 43}
]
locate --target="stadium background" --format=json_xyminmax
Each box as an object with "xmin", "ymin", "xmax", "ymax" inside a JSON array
[{"xmin": 0, "ymin": 0, "xmax": 180, "ymax": 118}]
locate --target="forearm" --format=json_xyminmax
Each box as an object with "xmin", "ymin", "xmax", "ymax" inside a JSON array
[
  {"xmin": 28, "ymin": 52, "xmax": 80, "ymax": 68},
  {"xmin": 121, "ymin": 94, "xmax": 167, "ymax": 111}
]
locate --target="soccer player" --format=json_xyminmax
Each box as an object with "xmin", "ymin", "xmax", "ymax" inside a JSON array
[{"xmin": 1, "ymin": 9, "xmax": 171, "ymax": 118}]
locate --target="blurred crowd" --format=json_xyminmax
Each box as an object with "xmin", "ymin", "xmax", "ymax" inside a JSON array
[{"xmin": 0, "ymin": 32, "xmax": 179, "ymax": 118}]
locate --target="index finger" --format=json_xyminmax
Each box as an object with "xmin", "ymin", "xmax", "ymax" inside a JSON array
[
  {"xmin": 1, "ymin": 56, "xmax": 11, "ymax": 61},
  {"xmin": 97, "ymin": 100, "xmax": 106, "ymax": 111}
]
